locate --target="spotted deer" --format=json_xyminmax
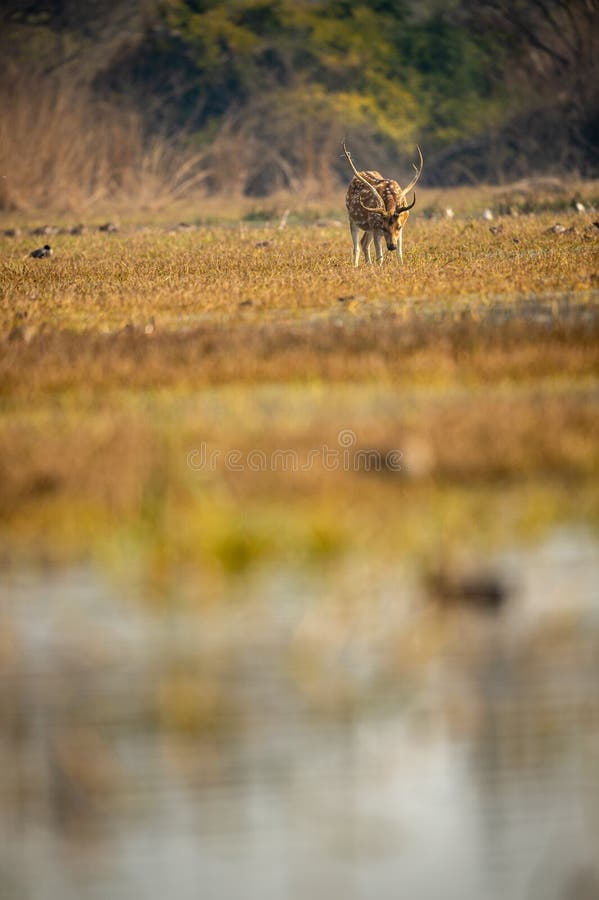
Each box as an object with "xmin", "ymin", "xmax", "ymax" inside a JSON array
[{"xmin": 343, "ymin": 142, "xmax": 423, "ymax": 267}]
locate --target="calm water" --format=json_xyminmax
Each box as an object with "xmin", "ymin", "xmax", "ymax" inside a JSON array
[{"xmin": 1, "ymin": 528, "xmax": 599, "ymax": 900}]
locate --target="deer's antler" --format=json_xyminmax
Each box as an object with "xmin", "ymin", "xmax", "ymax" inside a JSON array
[
  {"xmin": 399, "ymin": 146, "xmax": 423, "ymax": 202},
  {"xmin": 395, "ymin": 193, "xmax": 417, "ymax": 214},
  {"xmin": 342, "ymin": 142, "xmax": 387, "ymax": 215}
]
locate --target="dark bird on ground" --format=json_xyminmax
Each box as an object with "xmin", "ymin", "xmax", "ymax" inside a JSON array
[
  {"xmin": 425, "ymin": 564, "xmax": 509, "ymax": 612},
  {"xmin": 31, "ymin": 224, "xmax": 58, "ymax": 236},
  {"xmin": 30, "ymin": 244, "xmax": 52, "ymax": 258}
]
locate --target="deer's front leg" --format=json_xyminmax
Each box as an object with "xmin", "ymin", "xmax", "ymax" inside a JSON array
[
  {"xmin": 373, "ymin": 231, "xmax": 385, "ymax": 265},
  {"xmin": 360, "ymin": 230, "xmax": 373, "ymax": 264},
  {"xmin": 396, "ymin": 226, "xmax": 404, "ymax": 265},
  {"xmin": 350, "ymin": 220, "xmax": 361, "ymax": 267}
]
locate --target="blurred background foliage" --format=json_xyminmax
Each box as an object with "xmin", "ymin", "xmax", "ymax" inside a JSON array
[{"xmin": 1, "ymin": 0, "xmax": 597, "ymax": 207}]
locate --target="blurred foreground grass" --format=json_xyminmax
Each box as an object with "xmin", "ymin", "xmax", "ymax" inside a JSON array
[{"xmin": 1, "ymin": 190, "xmax": 598, "ymax": 590}]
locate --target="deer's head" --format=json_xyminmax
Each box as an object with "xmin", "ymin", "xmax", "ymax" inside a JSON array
[{"xmin": 374, "ymin": 199, "xmax": 416, "ymax": 251}]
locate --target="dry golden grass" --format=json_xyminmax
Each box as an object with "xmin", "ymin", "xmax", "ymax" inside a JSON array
[
  {"xmin": 1, "ymin": 211, "xmax": 597, "ymax": 378},
  {"xmin": 1, "ymin": 197, "xmax": 598, "ymax": 580},
  {"xmin": 2, "ymin": 210, "xmax": 597, "ymax": 311}
]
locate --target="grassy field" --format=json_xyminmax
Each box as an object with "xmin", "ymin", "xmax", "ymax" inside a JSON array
[{"xmin": 1, "ymin": 186, "xmax": 598, "ymax": 592}]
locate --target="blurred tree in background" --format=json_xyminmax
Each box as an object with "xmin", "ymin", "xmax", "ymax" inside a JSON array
[{"xmin": 0, "ymin": 0, "xmax": 597, "ymax": 206}]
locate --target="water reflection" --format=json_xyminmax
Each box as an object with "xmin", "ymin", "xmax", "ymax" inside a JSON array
[{"xmin": 1, "ymin": 529, "xmax": 598, "ymax": 900}]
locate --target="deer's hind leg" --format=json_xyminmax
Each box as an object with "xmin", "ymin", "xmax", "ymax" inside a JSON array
[{"xmin": 360, "ymin": 230, "xmax": 374, "ymax": 264}]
